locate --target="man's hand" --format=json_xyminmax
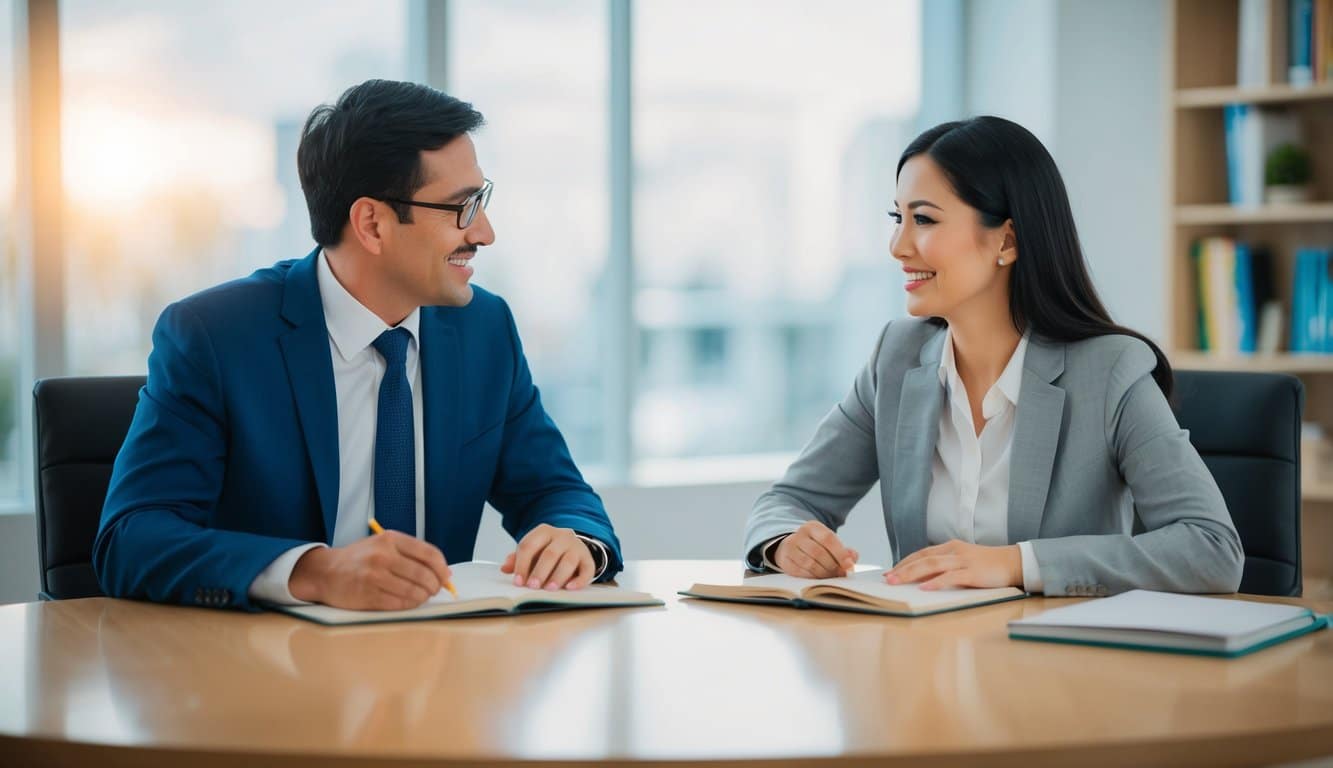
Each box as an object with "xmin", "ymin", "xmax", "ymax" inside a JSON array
[
  {"xmin": 885, "ymin": 539, "xmax": 1022, "ymax": 590},
  {"xmin": 773, "ymin": 520, "xmax": 859, "ymax": 578},
  {"xmin": 500, "ymin": 523, "xmax": 596, "ymax": 591},
  {"xmin": 288, "ymin": 531, "xmax": 452, "ymax": 610}
]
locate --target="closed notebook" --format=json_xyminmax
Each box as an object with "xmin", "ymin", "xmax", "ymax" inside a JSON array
[
  {"xmin": 679, "ymin": 569, "xmax": 1025, "ymax": 617},
  {"xmin": 1008, "ymin": 590, "xmax": 1330, "ymax": 658},
  {"xmin": 271, "ymin": 561, "xmax": 664, "ymax": 626}
]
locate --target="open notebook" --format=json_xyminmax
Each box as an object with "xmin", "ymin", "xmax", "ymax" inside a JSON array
[
  {"xmin": 270, "ymin": 561, "xmax": 664, "ymax": 626},
  {"xmin": 1008, "ymin": 590, "xmax": 1330, "ymax": 657},
  {"xmin": 679, "ymin": 569, "xmax": 1026, "ymax": 617}
]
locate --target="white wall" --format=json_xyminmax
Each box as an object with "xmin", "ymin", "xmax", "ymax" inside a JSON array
[
  {"xmin": 961, "ymin": 0, "xmax": 1167, "ymax": 342},
  {"xmin": 0, "ymin": 513, "xmax": 37, "ymax": 603},
  {"xmin": 1052, "ymin": 0, "xmax": 1168, "ymax": 342},
  {"xmin": 965, "ymin": 0, "xmax": 1059, "ymax": 149}
]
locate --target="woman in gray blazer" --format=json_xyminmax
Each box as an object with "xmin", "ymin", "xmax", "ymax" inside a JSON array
[{"xmin": 745, "ymin": 116, "xmax": 1243, "ymax": 597}]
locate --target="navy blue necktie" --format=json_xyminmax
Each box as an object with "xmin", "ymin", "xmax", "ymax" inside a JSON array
[{"xmin": 372, "ymin": 328, "xmax": 415, "ymax": 535}]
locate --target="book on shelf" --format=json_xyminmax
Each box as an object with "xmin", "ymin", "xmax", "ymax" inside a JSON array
[
  {"xmin": 1008, "ymin": 589, "xmax": 1329, "ymax": 658},
  {"xmin": 1292, "ymin": 247, "xmax": 1333, "ymax": 353},
  {"xmin": 1223, "ymin": 105, "xmax": 1299, "ymax": 206},
  {"xmin": 679, "ymin": 569, "xmax": 1025, "ymax": 618},
  {"xmin": 1290, "ymin": 0, "xmax": 1333, "ymax": 84},
  {"xmin": 268, "ymin": 561, "xmax": 664, "ymax": 626},
  {"xmin": 1190, "ymin": 237, "xmax": 1281, "ymax": 355},
  {"xmin": 1239, "ymin": 0, "xmax": 1273, "ymax": 86},
  {"xmin": 1324, "ymin": 0, "xmax": 1333, "ymax": 80}
]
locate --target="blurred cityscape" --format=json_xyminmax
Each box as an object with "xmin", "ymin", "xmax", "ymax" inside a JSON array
[{"xmin": 0, "ymin": 0, "xmax": 920, "ymax": 494}]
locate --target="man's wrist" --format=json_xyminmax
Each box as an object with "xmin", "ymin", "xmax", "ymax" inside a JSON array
[
  {"xmin": 575, "ymin": 533, "xmax": 609, "ymax": 580},
  {"xmin": 289, "ymin": 546, "xmax": 330, "ymax": 603}
]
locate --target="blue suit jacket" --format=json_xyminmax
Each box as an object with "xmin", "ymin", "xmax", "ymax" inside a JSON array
[{"xmin": 95, "ymin": 250, "xmax": 622, "ymax": 609}]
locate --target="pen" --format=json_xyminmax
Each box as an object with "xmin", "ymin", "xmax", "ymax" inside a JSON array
[{"xmin": 368, "ymin": 517, "xmax": 458, "ymax": 599}]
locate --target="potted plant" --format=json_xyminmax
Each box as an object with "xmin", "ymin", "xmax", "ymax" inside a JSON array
[{"xmin": 1264, "ymin": 143, "xmax": 1312, "ymax": 204}]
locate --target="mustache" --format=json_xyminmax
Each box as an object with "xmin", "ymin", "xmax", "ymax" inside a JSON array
[{"xmin": 450, "ymin": 245, "xmax": 478, "ymax": 258}]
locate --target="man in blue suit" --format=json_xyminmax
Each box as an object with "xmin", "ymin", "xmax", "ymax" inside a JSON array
[{"xmin": 95, "ymin": 79, "xmax": 622, "ymax": 611}]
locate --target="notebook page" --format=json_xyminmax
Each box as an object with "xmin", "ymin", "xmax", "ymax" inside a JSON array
[
  {"xmin": 425, "ymin": 561, "xmax": 534, "ymax": 605},
  {"xmin": 746, "ymin": 569, "xmax": 1017, "ymax": 609},
  {"xmin": 822, "ymin": 569, "xmax": 1022, "ymax": 610},
  {"xmin": 1010, "ymin": 590, "xmax": 1312, "ymax": 639},
  {"xmin": 427, "ymin": 561, "xmax": 661, "ymax": 606},
  {"xmin": 737, "ymin": 571, "xmax": 841, "ymax": 596}
]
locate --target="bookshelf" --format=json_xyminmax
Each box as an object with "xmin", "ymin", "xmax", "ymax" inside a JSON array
[
  {"xmin": 1175, "ymin": 202, "xmax": 1333, "ymax": 224},
  {"xmin": 1175, "ymin": 81, "xmax": 1333, "ymax": 107},
  {"xmin": 1167, "ymin": 0, "xmax": 1333, "ymax": 599},
  {"xmin": 1172, "ymin": 351, "xmax": 1333, "ymax": 372}
]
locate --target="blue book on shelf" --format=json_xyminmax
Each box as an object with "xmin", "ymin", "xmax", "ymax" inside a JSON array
[
  {"xmin": 1319, "ymin": 250, "xmax": 1331, "ymax": 353},
  {"xmin": 1296, "ymin": 248, "xmax": 1328, "ymax": 353},
  {"xmin": 1292, "ymin": 249, "xmax": 1313, "ymax": 352},
  {"xmin": 1290, "ymin": 0, "xmax": 1315, "ymax": 85},
  {"xmin": 1223, "ymin": 105, "xmax": 1247, "ymax": 205},
  {"xmin": 1235, "ymin": 243, "xmax": 1257, "ymax": 353},
  {"xmin": 1324, "ymin": 249, "xmax": 1333, "ymax": 353}
]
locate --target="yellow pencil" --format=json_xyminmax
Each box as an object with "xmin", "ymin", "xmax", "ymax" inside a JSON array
[{"xmin": 368, "ymin": 517, "xmax": 458, "ymax": 599}]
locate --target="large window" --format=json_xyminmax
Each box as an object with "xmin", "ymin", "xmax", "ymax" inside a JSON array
[
  {"xmin": 5, "ymin": 1, "xmax": 926, "ymax": 495},
  {"xmin": 59, "ymin": 0, "xmax": 410, "ymax": 375},
  {"xmin": 449, "ymin": 0, "xmax": 610, "ymax": 468},
  {"xmin": 633, "ymin": 0, "xmax": 919, "ymax": 463},
  {"xmin": 446, "ymin": 1, "xmax": 922, "ymax": 475},
  {"xmin": 0, "ymin": 1, "xmax": 19, "ymax": 500}
]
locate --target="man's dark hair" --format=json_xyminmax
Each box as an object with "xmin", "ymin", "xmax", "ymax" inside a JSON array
[{"xmin": 297, "ymin": 79, "xmax": 485, "ymax": 247}]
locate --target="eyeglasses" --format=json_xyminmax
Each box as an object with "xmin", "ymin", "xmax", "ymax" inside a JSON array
[{"xmin": 382, "ymin": 178, "xmax": 493, "ymax": 229}]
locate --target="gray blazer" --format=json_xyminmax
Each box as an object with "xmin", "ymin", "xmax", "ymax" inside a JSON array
[{"xmin": 745, "ymin": 318, "xmax": 1244, "ymax": 596}]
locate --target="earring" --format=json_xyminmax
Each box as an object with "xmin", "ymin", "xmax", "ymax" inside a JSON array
[{"xmin": 998, "ymin": 258, "xmax": 1006, "ymax": 265}]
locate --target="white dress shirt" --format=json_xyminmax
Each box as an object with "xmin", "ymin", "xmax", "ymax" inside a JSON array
[
  {"xmin": 760, "ymin": 329, "xmax": 1043, "ymax": 592},
  {"xmin": 249, "ymin": 251, "xmax": 428, "ymax": 604}
]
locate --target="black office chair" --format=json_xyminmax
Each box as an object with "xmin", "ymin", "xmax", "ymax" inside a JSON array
[
  {"xmin": 32, "ymin": 376, "xmax": 145, "ymax": 600},
  {"xmin": 1172, "ymin": 370, "xmax": 1303, "ymax": 597}
]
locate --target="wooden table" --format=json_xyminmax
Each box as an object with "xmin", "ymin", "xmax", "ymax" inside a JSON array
[{"xmin": 1, "ymin": 560, "xmax": 1330, "ymax": 767}]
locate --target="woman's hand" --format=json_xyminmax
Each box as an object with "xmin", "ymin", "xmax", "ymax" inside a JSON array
[
  {"xmin": 885, "ymin": 539, "xmax": 1022, "ymax": 590},
  {"xmin": 773, "ymin": 521, "xmax": 860, "ymax": 578}
]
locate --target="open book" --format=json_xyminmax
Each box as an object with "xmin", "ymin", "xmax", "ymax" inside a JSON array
[
  {"xmin": 1008, "ymin": 590, "xmax": 1330, "ymax": 657},
  {"xmin": 679, "ymin": 569, "xmax": 1026, "ymax": 617},
  {"xmin": 271, "ymin": 561, "xmax": 664, "ymax": 626}
]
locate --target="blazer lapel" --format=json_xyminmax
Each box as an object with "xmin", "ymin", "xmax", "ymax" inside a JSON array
[
  {"xmin": 278, "ymin": 249, "xmax": 340, "ymax": 543},
  {"xmin": 1007, "ymin": 337, "xmax": 1067, "ymax": 544},
  {"xmin": 419, "ymin": 308, "xmax": 461, "ymax": 552},
  {"xmin": 889, "ymin": 327, "xmax": 946, "ymax": 560}
]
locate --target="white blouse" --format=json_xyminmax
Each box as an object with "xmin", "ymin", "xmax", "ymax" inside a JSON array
[{"xmin": 928, "ymin": 329, "xmax": 1042, "ymax": 592}]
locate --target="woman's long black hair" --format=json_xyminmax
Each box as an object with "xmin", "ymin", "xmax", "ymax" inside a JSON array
[{"xmin": 898, "ymin": 116, "xmax": 1172, "ymax": 397}]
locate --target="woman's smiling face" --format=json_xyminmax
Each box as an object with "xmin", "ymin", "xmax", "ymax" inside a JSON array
[{"xmin": 889, "ymin": 154, "xmax": 1015, "ymax": 320}]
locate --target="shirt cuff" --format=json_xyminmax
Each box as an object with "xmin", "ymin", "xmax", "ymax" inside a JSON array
[
  {"xmin": 747, "ymin": 534, "xmax": 792, "ymax": 572},
  {"xmin": 576, "ymin": 534, "xmax": 610, "ymax": 581},
  {"xmin": 1018, "ymin": 540, "xmax": 1044, "ymax": 594},
  {"xmin": 247, "ymin": 543, "xmax": 325, "ymax": 605}
]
